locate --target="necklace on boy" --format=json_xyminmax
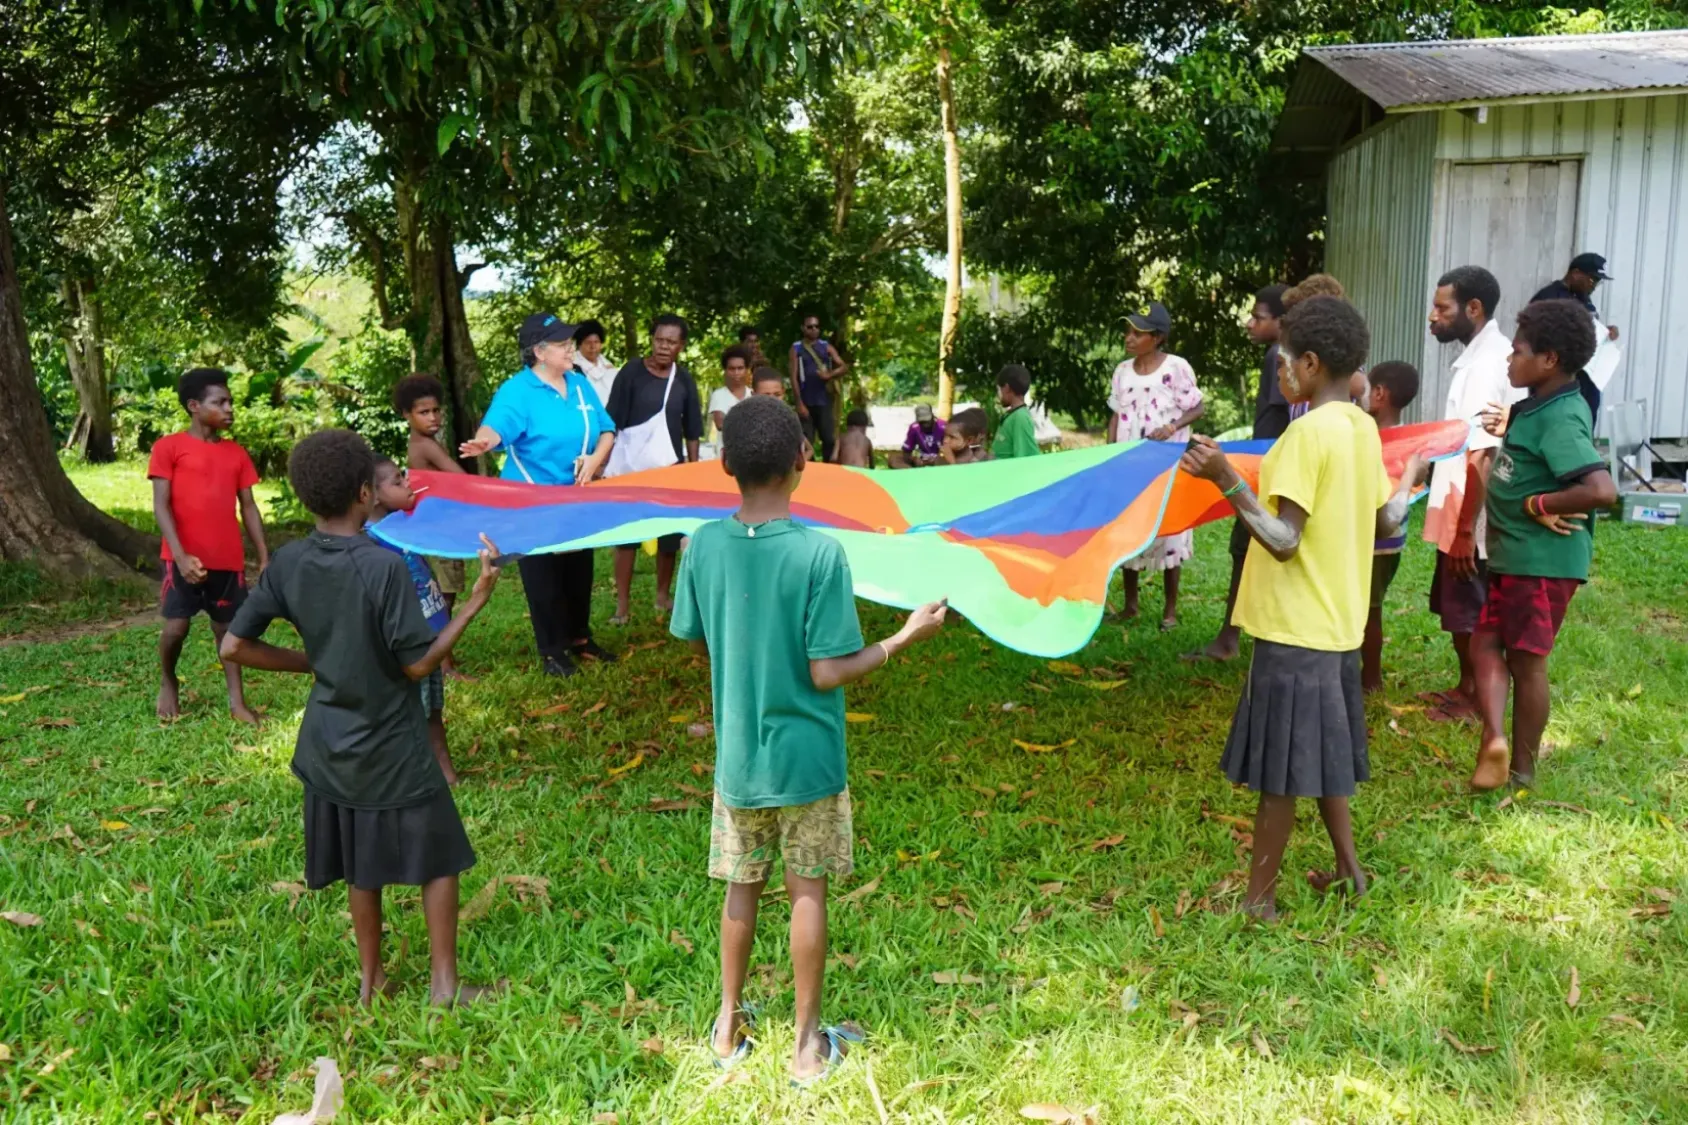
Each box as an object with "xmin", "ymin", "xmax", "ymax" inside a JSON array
[{"xmin": 737, "ymin": 515, "xmax": 792, "ymax": 538}]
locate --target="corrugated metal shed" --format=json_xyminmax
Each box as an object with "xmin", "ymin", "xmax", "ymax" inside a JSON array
[
  {"xmin": 1273, "ymin": 30, "xmax": 1688, "ymax": 153},
  {"xmin": 1311, "ymin": 31, "xmax": 1688, "ymax": 110}
]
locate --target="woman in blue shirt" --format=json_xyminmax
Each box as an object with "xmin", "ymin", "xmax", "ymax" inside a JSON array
[{"xmin": 460, "ymin": 312, "xmax": 617, "ymax": 677}]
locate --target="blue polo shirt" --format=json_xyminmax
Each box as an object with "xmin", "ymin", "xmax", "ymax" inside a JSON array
[{"xmin": 481, "ymin": 368, "xmax": 615, "ymax": 485}]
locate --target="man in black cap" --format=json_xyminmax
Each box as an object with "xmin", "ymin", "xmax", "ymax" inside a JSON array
[
  {"xmin": 1531, "ymin": 252, "xmax": 1616, "ymax": 422},
  {"xmin": 1532, "ymin": 253, "xmax": 1618, "ymax": 341}
]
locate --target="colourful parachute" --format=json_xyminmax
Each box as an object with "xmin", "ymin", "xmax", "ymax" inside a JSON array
[{"xmin": 376, "ymin": 421, "xmax": 1468, "ymax": 657}]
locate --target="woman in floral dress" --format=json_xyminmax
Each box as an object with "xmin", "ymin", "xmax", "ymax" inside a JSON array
[{"xmin": 1107, "ymin": 302, "xmax": 1205, "ymax": 629}]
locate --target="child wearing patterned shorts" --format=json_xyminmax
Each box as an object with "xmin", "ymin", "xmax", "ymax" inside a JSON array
[{"xmin": 671, "ymin": 394, "xmax": 947, "ymax": 1085}]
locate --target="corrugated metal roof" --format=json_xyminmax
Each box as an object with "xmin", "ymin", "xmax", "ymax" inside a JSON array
[{"xmin": 1309, "ymin": 30, "xmax": 1688, "ymax": 110}]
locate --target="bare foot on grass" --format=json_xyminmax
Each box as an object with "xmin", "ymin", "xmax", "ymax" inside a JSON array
[{"xmin": 156, "ymin": 678, "xmax": 181, "ymax": 721}]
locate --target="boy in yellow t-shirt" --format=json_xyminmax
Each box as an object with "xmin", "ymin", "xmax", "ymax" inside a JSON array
[{"xmin": 1181, "ymin": 297, "xmax": 1425, "ymax": 921}]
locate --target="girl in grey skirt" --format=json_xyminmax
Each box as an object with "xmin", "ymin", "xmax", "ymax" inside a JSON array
[{"xmin": 1179, "ymin": 296, "xmax": 1425, "ymax": 921}]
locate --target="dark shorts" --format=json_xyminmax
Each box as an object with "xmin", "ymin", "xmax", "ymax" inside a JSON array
[
  {"xmin": 1477, "ymin": 573, "xmax": 1580, "ymax": 656},
  {"xmin": 420, "ymin": 667, "xmax": 445, "ymax": 716},
  {"xmin": 1370, "ymin": 552, "xmax": 1403, "ymax": 610},
  {"xmin": 303, "ymin": 787, "xmax": 475, "ymax": 891},
  {"xmin": 1428, "ymin": 550, "xmax": 1487, "ymax": 635},
  {"xmin": 1228, "ymin": 519, "xmax": 1251, "ymax": 561},
  {"xmin": 160, "ymin": 564, "xmax": 246, "ymax": 624},
  {"xmin": 657, "ymin": 533, "xmax": 683, "ymax": 557}
]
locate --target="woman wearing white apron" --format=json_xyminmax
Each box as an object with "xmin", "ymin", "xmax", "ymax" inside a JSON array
[
  {"xmin": 459, "ymin": 312, "xmax": 617, "ymax": 677},
  {"xmin": 603, "ymin": 314, "xmax": 703, "ymax": 625}
]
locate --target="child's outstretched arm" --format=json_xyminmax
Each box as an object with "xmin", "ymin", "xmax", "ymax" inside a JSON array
[
  {"xmin": 237, "ymin": 487, "xmax": 270, "ymax": 571},
  {"xmin": 1180, "ymin": 437, "xmax": 1306, "ymax": 563},
  {"xmin": 811, "ymin": 600, "xmax": 947, "ymax": 692},
  {"xmin": 1374, "ymin": 452, "xmax": 1428, "ymax": 539},
  {"xmin": 401, "ymin": 536, "xmax": 502, "ymax": 680},
  {"xmin": 220, "ymin": 632, "xmax": 311, "ymax": 674}
]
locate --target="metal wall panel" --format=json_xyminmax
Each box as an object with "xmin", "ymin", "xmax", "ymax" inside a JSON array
[
  {"xmin": 1423, "ymin": 96, "xmax": 1688, "ymax": 436},
  {"xmin": 1325, "ymin": 113, "xmax": 1438, "ymax": 393}
]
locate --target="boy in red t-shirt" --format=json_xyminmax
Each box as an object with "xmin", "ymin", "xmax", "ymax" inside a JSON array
[{"xmin": 148, "ymin": 368, "xmax": 269, "ymax": 722}]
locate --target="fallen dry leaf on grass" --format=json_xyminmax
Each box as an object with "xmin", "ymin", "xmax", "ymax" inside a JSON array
[
  {"xmin": 837, "ymin": 876, "xmax": 882, "ymax": 905},
  {"xmin": 1606, "ymin": 1013, "xmax": 1646, "ymax": 1031},
  {"xmin": 639, "ymin": 1036, "xmax": 663, "ymax": 1055},
  {"xmin": 272, "ymin": 1057, "xmax": 341, "ymax": 1124},
  {"xmin": 1174, "ymin": 889, "xmax": 1192, "ymax": 919},
  {"xmin": 845, "ymin": 712, "xmax": 875, "ymax": 723},
  {"xmin": 459, "ymin": 875, "xmax": 551, "ymax": 922},
  {"xmin": 417, "ymin": 1055, "xmax": 458, "ymax": 1071},
  {"xmin": 270, "ymin": 881, "xmax": 307, "ymax": 908},
  {"xmin": 1629, "ymin": 902, "xmax": 1672, "ymax": 918},
  {"xmin": 1148, "ymin": 905, "xmax": 1165, "ymax": 939},
  {"xmin": 1373, "ymin": 965, "xmax": 1388, "ymax": 989},
  {"xmin": 32, "ymin": 717, "xmax": 75, "ymax": 728},
  {"xmin": 1046, "ymin": 661, "xmax": 1085, "ymax": 677},
  {"xmin": 1038, "ymin": 881, "xmax": 1065, "ymax": 897},
  {"xmin": 606, "ymin": 752, "xmax": 645, "ymax": 777},
  {"xmin": 1250, "ymin": 1028, "xmax": 1273, "ymax": 1059},
  {"xmin": 1, "ymin": 911, "xmax": 43, "ymax": 927},
  {"xmin": 99, "ymin": 820, "xmax": 129, "ymax": 831},
  {"xmin": 668, "ymin": 930, "xmax": 693, "ymax": 955},
  {"xmin": 1019, "ymin": 815, "xmax": 1062, "ymax": 828},
  {"xmin": 1081, "ymin": 680, "xmax": 1126, "ymax": 691},
  {"xmin": 0, "ymin": 691, "xmax": 24, "ymax": 704},
  {"xmin": 1020, "ymin": 1104, "xmax": 1098, "ymax": 1124},
  {"xmin": 523, "ymin": 701, "xmax": 572, "ymax": 718},
  {"xmin": 686, "ymin": 722, "xmax": 713, "ymax": 739},
  {"xmin": 932, "ymin": 970, "xmax": 984, "ymax": 985},
  {"xmin": 1013, "ymin": 739, "xmax": 1076, "ymax": 755},
  {"xmin": 646, "ymin": 798, "xmax": 701, "ymax": 813},
  {"xmin": 1089, "ymin": 834, "xmax": 1125, "ymax": 852},
  {"xmin": 1438, "ymin": 1028, "xmax": 1496, "ymax": 1055},
  {"xmin": 1566, "ymin": 966, "xmax": 1581, "ymax": 1008},
  {"xmin": 591, "ymin": 1115, "xmax": 619, "ymax": 1125}
]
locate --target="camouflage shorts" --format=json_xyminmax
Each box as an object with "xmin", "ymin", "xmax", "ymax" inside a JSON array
[
  {"xmin": 708, "ymin": 791, "xmax": 853, "ymax": 884},
  {"xmin": 428, "ymin": 556, "xmax": 466, "ymax": 595}
]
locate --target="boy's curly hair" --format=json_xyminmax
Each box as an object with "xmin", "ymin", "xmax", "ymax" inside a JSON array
[
  {"xmin": 177, "ymin": 367, "xmax": 230, "ymax": 410},
  {"xmin": 288, "ymin": 429, "xmax": 377, "ymax": 518},
  {"xmin": 1515, "ymin": 299, "xmax": 1596, "ymax": 375},
  {"xmin": 722, "ymin": 395, "xmax": 804, "ymax": 487},
  {"xmin": 392, "ymin": 373, "xmax": 446, "ymax": 415},
  {"xmin": 1367, "ymin": 361, "xmax": 1420, "ymax": 411},
  {"xmin": 1282, "ymin": 273, "xmax": 1346, "ymax": 311},
  {"xmin": 949, "ymin": 407, "xmax": 988, "ymax": 440},
  {"xmin": 1280, "ymin": 296, "xmax": 1370, "ymax": 379}
]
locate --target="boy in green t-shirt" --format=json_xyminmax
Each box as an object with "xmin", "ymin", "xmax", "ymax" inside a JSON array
[
  {"xmin": 1470, "ymin": 299, "xmax": 1616, "ymax": 791},
  {"xmin": 672, "ymin": 395, "xmax": 948, "ymax": 1084},
  {"xmin": 991, "ymin": 363, "xmax": 1041, "ymax": 458}
]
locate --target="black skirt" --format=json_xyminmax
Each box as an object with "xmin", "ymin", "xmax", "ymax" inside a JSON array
[
  {"xmin": 303, "ymin": 787, "xmax": 476, "ymax": 891},
  {"xmin": 1221, "ymin": 640, "xmax": 1369, "ymax": 798}
]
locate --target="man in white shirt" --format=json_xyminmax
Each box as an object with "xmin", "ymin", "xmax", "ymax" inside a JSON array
[
  {"xmin": 1422, "ymin": 265, "xmax": 1526, "ymax": 721},
  {"xmin": 572, "ymin": 319, "xmax": 619, "ymax": 407}
]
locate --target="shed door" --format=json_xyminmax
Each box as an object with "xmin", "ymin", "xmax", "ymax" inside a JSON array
[{"xmin": 1427, "ymin": 160, "xmax": 1580, "ymax": 414}]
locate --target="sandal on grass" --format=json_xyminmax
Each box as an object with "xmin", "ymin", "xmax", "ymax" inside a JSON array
[
  {"xmin": 789, "ymin": 1023, "xmax": 865, "ymax": 1090},
  {"xmin": 709, "ymin": 1004, "xmax": 759, "ymax": 1071}
]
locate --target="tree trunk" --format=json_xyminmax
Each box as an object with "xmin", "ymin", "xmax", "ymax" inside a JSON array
[
  {"xmin": 61, "ymin": 276, "xmax": 114, "ymax": 463},
  {"xmin": 0, "ymin": 180, "xmax": 157, "ymax": 576},
  {"xmin": 936, "ymin": 27, "xmax": 963, "ymax": 421},
  {"xmin": 394, "ymin": 175, "xmax": 485, "ymax": 469}
]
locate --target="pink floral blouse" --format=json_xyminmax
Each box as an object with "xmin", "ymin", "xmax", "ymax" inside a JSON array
[{"xmin": 1108, "ymin": 354, "xmax": 1202, "ymax": 443}]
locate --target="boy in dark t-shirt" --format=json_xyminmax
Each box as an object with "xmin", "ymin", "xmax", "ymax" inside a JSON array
[
  {"xmin": 1469, "ymin": 300, "xmax": 1616, "ymax": 792},
  {"xmin": 368, "ymin": 458, "xmax": 459, "ymax": 785},
  {"xmin": 221, "ymin": 429, "xmax": 503, "ymax": 1007},
  {"xmin": 148, "ymin": 368, "xmax": 269, "ymax": 723}
]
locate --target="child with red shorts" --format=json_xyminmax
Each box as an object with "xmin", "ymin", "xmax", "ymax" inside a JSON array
[
  {"xmin": 1469, "ymin": 300, "xmax": 1617, "ymax": 790},
  {"xmin": 149, "ymin": 368, "xmax": 268, "ymax": 723}
]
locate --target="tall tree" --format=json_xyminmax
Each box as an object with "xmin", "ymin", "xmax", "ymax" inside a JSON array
[
  {"xmin": 934, "ymin": 2, "xmax": 964, "ymax": 419},
  {"xmin": 2, "ymin": 0, "xmax": 316, "ymax": 574},
  {"xmin": 275, "ymin": 0, "xmax": 859, "ymax": 457}
]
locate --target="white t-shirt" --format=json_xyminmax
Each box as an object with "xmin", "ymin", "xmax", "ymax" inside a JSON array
[
  {"xmin": 1423, "ymin": 318, "xmax": 1527, "ymax": 556},
  {"xmin": 707, "ymin": 385, "xmax": 749, "ymax": 441},
  {"xmin": 576, "ymin": 354, "xmax": 619, "ymax": 410}
]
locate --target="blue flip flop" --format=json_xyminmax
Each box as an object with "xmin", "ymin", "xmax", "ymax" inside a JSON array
[
  {"xmin": 709, "ymin": 1003, "xmax": 759, "ymax": 1070},
  {"xmin": 790, "ymin": 1023, "xmax": 866, "ymax": 1089}
]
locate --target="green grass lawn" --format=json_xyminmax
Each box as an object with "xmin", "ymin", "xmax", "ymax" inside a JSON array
[{"xmin": 2, "ymin": 474, "xmax": 1686, "ymax": 1121}]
